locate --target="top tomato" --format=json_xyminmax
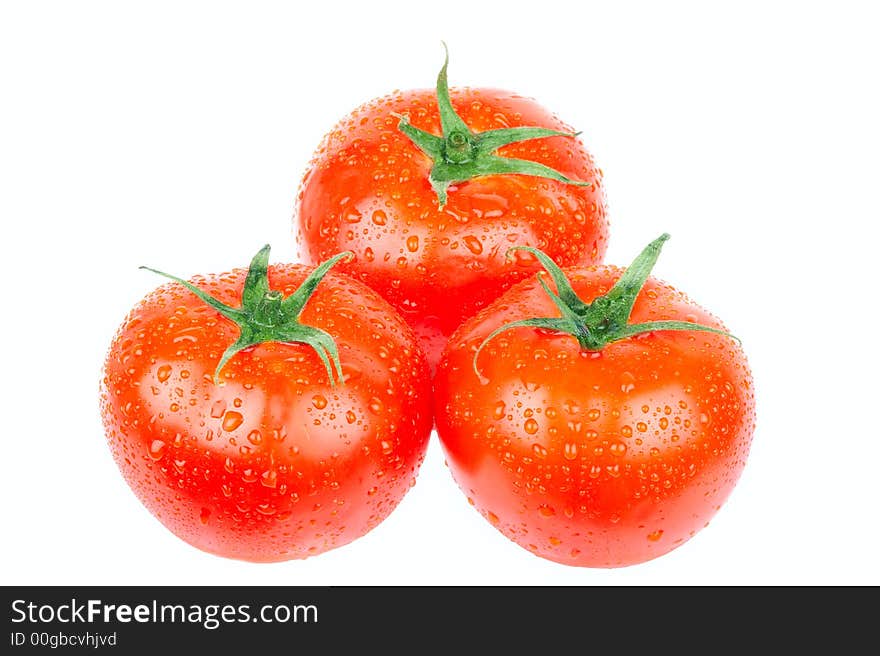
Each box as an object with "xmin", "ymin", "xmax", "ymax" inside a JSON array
[{"xmin": 296, "ymin": 49, "xmax": 609, "ymax": 368}]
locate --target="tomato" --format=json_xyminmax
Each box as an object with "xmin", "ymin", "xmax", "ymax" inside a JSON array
[
  {"xmin": 296, "ymin": 48, "xmax": 608, "ymax": 369},
  {"xmin": 100, "ymin": 246, "xmax": 433, "ymax": 562},
  {"xmin": 433, "ymin": 236, "xmax": 755, "ymax": 567}
]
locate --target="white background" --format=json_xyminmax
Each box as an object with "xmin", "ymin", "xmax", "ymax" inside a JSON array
[{"xmin": 2, "ymin": 1, "xmax": 878, "ymax": 586}]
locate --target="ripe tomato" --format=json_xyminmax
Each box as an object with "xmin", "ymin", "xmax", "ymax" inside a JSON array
[
  {"xmin": 433, "ymin": 236, "xmax": 755, "ymax": 567},
  {"xmin": 100, "ymin": 247, "xmax": 432, "ymax": 562},
  {"xmin": 296, "ymin": 49, "xmax": 608, "ymax": 368}
]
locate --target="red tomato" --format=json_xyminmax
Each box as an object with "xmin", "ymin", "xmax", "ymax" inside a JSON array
[
  {"xmin": 100, "ymin": 247, "xmax": 432, "ymax": 562},
  {"xmin": 296, "ymin": 49, "xmax": 608, "ymax": 369},
  {"xmin": 433, "ymin": 237, "xmax": 755, "ymax": 567}
]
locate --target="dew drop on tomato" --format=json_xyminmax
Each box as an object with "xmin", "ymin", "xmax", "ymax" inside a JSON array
[
  {"xmin": 156, "ymin": 365, "xmax": 172, "ymax": 383},
  {"xmin": 148, "ymin": 440, "xmax": 166, "ymax": 460},
  {"xmin": 210, "ymin": 400, "xmax": 226, "ymax": 419},
  {"xmin": 462, "ymin": 235, "xmax": 483, "ymax": 255},
  {"xmin": 260, "ymin": 470, "xmax": 277, "ymax": 488},
  {"xmin": 609, "ymin": 442, "xmax": 627, "ymax": 457},
  {"xmin": 222, "ymin": 411, "xmax": 243, "ymax": 432}
]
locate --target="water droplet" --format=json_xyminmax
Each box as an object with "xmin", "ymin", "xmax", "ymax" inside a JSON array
[
  {"xmin": 372, "ymin": 210, "xmax": 387, "ymax": 225},
  {"xmin": 247, "ymin": 430, "xmax": 262, "ymax": 445},
  {"xmin": 312, "ymin": 394, "xmax": 328, "ymax": 410},
  {"xmin": 524, "ymin": 418, "xmax": 539, "ymax": 435},
  {"xmin": 261, "ymin": 469, "xmax": 278, "ymax": 488},
  {"xmin": 148, "ymin": 440, "xmax": 166, "ymax": 460},
  {"xmin": 210, "ymin": 399, "xmax": 226, "ymax": 418},
  {"xmin": 512, "ymin": 249, "xmax": 536, "ymax": 267},
  {"xmin": 346, "ymin": 410, "xmax": 357, "ymax": 424},
  {"xmin": 636, "ymin": 422, "xmax": 648, "ymax": 433},
  {"xmin": 609, "ymin": 442, "xmax": 627, "ymax": 457},
  {"xmin": 522, "ymin": 379, "xmax": 541, "ymax": 392},
  {"xmin": 538, "ymin": 504, "xmax": 556, "ymax": 517},
  {"xmin": 380, "ymin": 440, "xmax": 393, "ymax": 455},
  {"xmin": 199, "ymin": 507, "xmax": 210, "ymax": 525},
  {"xmin": 487, "ymin": 511, "xmax": 500, "ymax": 525},
  {"xmin": 406, "ymin": 235, "xmax": 419, "ymax": 252},
  {"xmin": 563, "ymin": 442, "xmax": 578, "ymax": 460},
  {"xmin": 492, "ymin": 400, "xmax": 506, "ymax": 420},
  {"xmin": 156, "ymin": 365, "xmax": 172, "ymax": 383},
  {"xmin": 222, "ymin": 411, "xmax": 243, "ymax": 431},
  {"xmin": 342, "ymin": 363, "xmax": 363, "ymax": 383},
  {"xmin": 587, "ymin": 408, "xmax": 600, "ymax": 421},
  {"xmin": 462, "ymin": 235, "xmax": 483, "ymax": 255},
  {"xmin": 368, "ymin": 397, "xmax": 384, "ymax": 414},
  {"xmin": 532, "ymin": 443, "xmax": 548, "ymax": 459},
  {"xmin": 647, "ymin": 529, "xmax": 664, "ymax": 542}
]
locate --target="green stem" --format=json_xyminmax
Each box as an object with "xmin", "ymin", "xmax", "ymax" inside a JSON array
[
  {"xmin": 397, "ymin": 43, "xmax": 591, "ymax": 208},
  {"xmin": 142, "ymin": 246, "xmax": 353, "ymax": 385},
  {"xmin": 474, "ymin": 235, "xmax": 739, "ymax": 376}
]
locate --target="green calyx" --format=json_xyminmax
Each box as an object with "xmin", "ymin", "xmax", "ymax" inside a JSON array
[
  {"xmin": 397, "ymin": 43, "xmax": 591, "ymax": 208},
  {"xmin": 142, "ymin": 246, "xmax": 353, "ymax": 385},
  {"xmin": 473, "ymin": 234, "xmax": 738, "ymax": 376}
]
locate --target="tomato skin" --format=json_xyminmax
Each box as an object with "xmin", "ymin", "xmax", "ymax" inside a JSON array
[
  {"xmin": 296, "ymin": 88, "xmax": 608, "ymax": 368},
  {"xmin": 433, "ymin": 267, "xmax": 755, "ymax": 567},
  {"xmin": 100, "ymin": 265, "xmax": 432, "ymax": 562}
]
